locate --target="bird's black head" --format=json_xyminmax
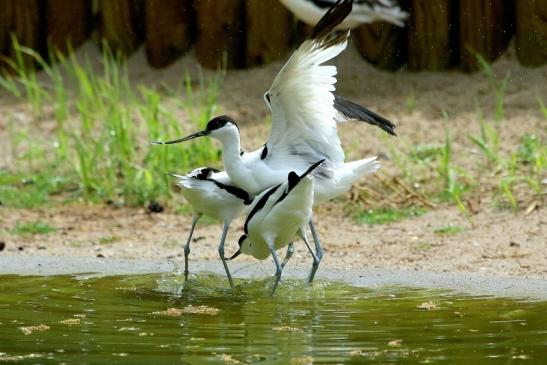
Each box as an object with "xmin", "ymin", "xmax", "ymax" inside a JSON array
[
  {"xmin": 194, "ymin": 167, "xmax": 220, "ymax": 180},
  {"xmin": 206, "ymin": 115, "xmax": 239, "ymax": 132},
  {"xmin": 151, "ymin": 116, "xmax": 238, "ymax": 146}
]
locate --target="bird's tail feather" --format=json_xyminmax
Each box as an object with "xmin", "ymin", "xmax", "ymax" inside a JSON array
[{"xmin": 337, "ymin": 157, "xmax": 380, "ymax": 185}]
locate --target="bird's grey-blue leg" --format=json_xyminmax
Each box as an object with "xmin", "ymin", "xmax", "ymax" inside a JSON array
[
  {"xmin": 300, "ymin": 228, "xmax": 319, "ymax": 283},
  {"xmin": 269, "ymin": 243, "xmax": 284, "ymax": 296},
  {"xmin": 281, "ymin": 242, "xmax": 294, "ymax": 269},
  {"xmin": 307, "ymin": 220, "xmax": 323, "ymax": 283},
  {"xmin": 218, "ymin": 222, "xmax": 234, "ymax": 289},
  {"xmin": 184, "ymin": 214, "xmax": 201, "ymax": 280}
]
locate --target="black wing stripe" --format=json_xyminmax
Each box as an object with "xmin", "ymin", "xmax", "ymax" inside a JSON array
[
  {"xmin": 209, "ymin": 180, "xmax": 253, "ymax": 205},
  {"xmin": 244, "ymin": 184, "xmax": 281, "ymax": 234},
  {"xmin": 311, "ymin": 0, "xmax": 338, "ymax": 8}
]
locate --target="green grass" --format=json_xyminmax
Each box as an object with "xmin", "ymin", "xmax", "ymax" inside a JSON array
[
  {"xmin": 409, "ymin": 144, "xmax": 443, "ymax": 164},
  {"xmin": 1, "ymin": 40, "xmax": 224, "ymax": 208},
  {"xmin": 0, "ymin": 171, "xmax": 74, "ymax": 208},
  {"xmin": 495, "ymin": 133, "xmax": 545, "ymax": 210},
  {"xmin": 11, "ymin": 221, "xmax": 58, "ymax": 235},
  {"xmin": 539, "ymin": 98, "xmax": 547, "ymax": 119},
  {"xmin": 468, "ymin": 102, "xmax": 502, "ymax": 166},
  {"xmin": 438, "ymin": 126, "xmax": 472, "ymax": 219},
  {"xmin": 355, "ymin": 206, "xmax": 426, "ymax": 225},
  {"xmin": 405, "ymin": 92, "xmax": 415, "ymax": 114},
  {"xmin": 434, "ymin": 225, "xmax": 464, "ymax": 235},
  {"xmin": 98, "ymin": 235, "xmax": 121, "ymax": 245},
  {"xmin": 475, "ymin": 52, "xmax": 509, "ymax": 122}
]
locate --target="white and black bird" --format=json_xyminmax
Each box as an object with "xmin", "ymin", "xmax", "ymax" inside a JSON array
[
  {"xmin": 154, "ymin": 0, "xmax": 383, "ymax": 202},
  {"xmin": 169, "ymin": 167, "xmax": 253, "ymax": 287},
  {"xmin": 154, "ymin": 0, "xmax": 387, "ymax": 281},
  {"xmin": 229, "ymin": 160, "xmax": 325, "ymax": 295},
  {"xmin": 279, "ymin": 0, "xmax": 408, "ymax": 28}
]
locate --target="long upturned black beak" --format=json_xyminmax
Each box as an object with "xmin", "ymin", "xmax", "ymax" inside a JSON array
[
  {"xmin": 225, "ymin": 249, "xmax": 241, "ymax": 261},
  {"xmin": 151, "ymin": 130, "xmax": 209, "ymax": 145},
  {"xmin": 226, "ymin": 234, "xmax": 246, "ymax": 261}
]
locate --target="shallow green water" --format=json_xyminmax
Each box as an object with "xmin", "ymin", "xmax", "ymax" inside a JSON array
[{"xmin": 0, "ymin": 273, "xmax": 546, "ymax": 364}]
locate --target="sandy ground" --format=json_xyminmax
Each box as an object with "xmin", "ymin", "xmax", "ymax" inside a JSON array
[
  {"xmin": 1, "ymin": 203, "xmax": 545, "ymax": 279},
  {"xmin": 0, "ymin": 41, "xmax": 546, "ymax": 279}
]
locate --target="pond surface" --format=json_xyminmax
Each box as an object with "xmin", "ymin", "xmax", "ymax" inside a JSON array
[{"xmin": 0, "ymin": 273, "xmax": 546, "ymax": 364}]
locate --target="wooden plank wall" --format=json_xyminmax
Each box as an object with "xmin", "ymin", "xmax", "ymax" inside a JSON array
[
  {"xmin": 459, "ymin": 0, "xmax": 515, "ymax": 71},
  {"xmin": 516, "ymin": 0, "xmax": 547, "ymax": 66},
  {"xmin": 145, "ymin": 0, "xmax": 193, "ymax": 67},
  {"xmin": 0, "ymin": 0, "xmax": 43, "ymax": 71},
  {"xmin": 0, "ymin": 0, "xmax": 546, "ymax": 74},
  {"xmin": 46, "ymin": 0, "xmax": 92, "ymax": 56}
]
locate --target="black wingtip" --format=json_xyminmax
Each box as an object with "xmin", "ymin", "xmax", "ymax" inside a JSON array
[
  {"xmin": 334, "ymin": 95, "xmax": 397, "ymax": 137},
  {"xmin": 309, "ymin": 0, "xmax": 353, "ymax": 40},
  {"xmin": 287, "ymin": 171, "xmax": 300, "ymax": 191},
  {"xmin": 300, "ymin": 159, "xmax": 326, "ymax": 180}
]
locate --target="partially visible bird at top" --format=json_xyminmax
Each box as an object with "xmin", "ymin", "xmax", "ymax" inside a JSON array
[
  {"xmin": 169, "ymin": 167, "xmax": 253, "ymax": 288},
  {"xmin": 229, "ymin": 159, "xmax": 325, "ymax": 295},
  {"xmin": 279, "ymin": 0, "xmax": 408, "ymax": 29}
]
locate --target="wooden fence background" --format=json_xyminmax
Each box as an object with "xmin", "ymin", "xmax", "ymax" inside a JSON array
[{"xmin": 1, "ymin": 0, "xmax": 546, "ymax": 74}]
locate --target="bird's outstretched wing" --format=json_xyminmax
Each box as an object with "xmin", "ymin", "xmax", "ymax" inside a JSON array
[
  {"xmin": 265, "ymin": 0, "xmax": 352, "ymax": 171},
  {"xmin": 333, "ymin": 95, "xmax": 397, "ymax": 136}
]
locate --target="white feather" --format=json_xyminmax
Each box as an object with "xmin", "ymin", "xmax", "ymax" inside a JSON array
[
  {"xmin": 314, "ymin": 156, "xmax": 380, "ymax": 203},
  {"xmin": 264, "ymin": 32, "xmax": 350, "ymax": 176}
]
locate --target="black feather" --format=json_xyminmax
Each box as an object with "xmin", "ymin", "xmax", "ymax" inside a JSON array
[
  {"xmin": 287, "ymin": 171, "xmax": 300, "ymax": 191},
  {"xmin": 209, "ymin": 180, "xmax": 253, "ymax": 205},
  {"xmin": 309, "ymin": 0, "xmax": 353, "ymax": 40},
  {"xmin": 312, "ymin": 0, "xmax": 390, "ymax": 8},
  {"xmin": 196, "ymin": 167, "xmax": 220, "ymax": 180},
  {"xmin": 334, "ymin": 95, "xmax": 397, "ymax": 136},
  {"xmin": 274, "ymin": 159, "xmax": 326, "ymax": 206},
  {"xmin": 244, "ymin": 184, "xmax": 281, "ymax": 234},
  {"xmin": 311, "ymin": 0, "xmax": 338, "ymax": 7},
  {"xmin": 261, "ymin": 144, "xmax": 268, "ymax": 160},
  {"xmin": 300, "ymin": 159, "xmax": 326, "ymax": 180}
]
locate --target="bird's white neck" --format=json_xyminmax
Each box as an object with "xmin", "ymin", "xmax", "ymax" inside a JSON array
[{"xmin": 218, "ymin": 131, "xmax": 244, "ymax": 175}]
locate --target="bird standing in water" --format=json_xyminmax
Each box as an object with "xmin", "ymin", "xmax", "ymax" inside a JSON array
[
  {"xmin": 154, "ymin": 0, "xmax": 390, "ymax": 284},
  {"xmin": 169, "ymin": 168, "xmax": 252, "ymax": 287},
  {"xmin": 229, "ymin": 160, "xmax": 325, "ymax": 295}
]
